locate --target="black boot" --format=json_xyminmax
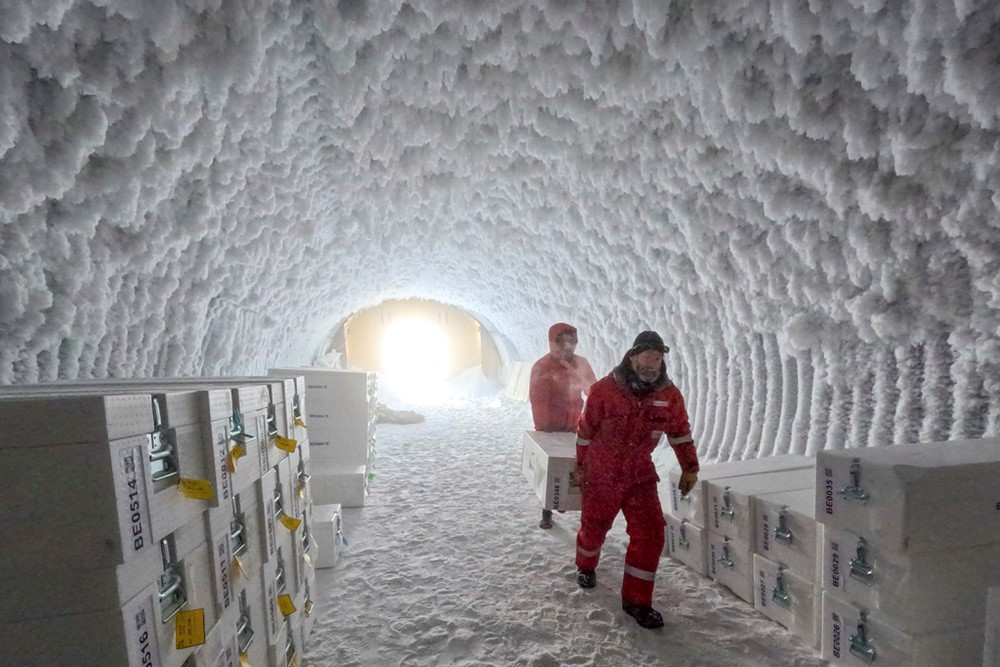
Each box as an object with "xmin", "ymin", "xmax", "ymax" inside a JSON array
[
  {"xmin": 577, "ymin": 570, "xmax": 596, "ymax": 588},
  {"xmin": 622, "ymin": 601, "xmax": 664, "ymax": 629}
]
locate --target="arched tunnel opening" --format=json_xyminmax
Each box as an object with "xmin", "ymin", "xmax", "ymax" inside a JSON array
[{"xmin": 317, "ymin": 298, "xmax": 507, "ymax": 403}]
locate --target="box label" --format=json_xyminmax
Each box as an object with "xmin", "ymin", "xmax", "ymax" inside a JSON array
[
  {"xmin": 212, "ymin": 531, "xmax": 233, "ymax": 612},
  {"xmin": 831, "ymin": 610, "xmax": 842, "ymax": 658},
  {"xmin": 761, "ymin": 512, "xmax": 771, "ymax": 553},
  {"xmin": 119, "ymin": 444, "xmax": 152, "ymax": 556},
  {"xmin": 824, "ymin": 468, "xmax": 835, "ymax": 516},
  {"xmin": 125, "ymin": 593, "xmax": 160, "ymax": 667},
  {"xmin": 758, "ymin": 569, "xmax": 767, "ymax": 608}
]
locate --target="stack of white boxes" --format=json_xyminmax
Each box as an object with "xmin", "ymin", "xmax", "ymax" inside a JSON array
[
  {"xmin": 660, "ymin": 454, "xmax": 814, "ymax": 579},
  {"xmin": 816, "ymin": 438, "xmax": 1000, "ymax": 666},
  {"xmin": 0, "ymin": 377, "xmax": 317, "ymax": 667},
  {"xmin": 752, "ymin": 485, "xmax": 824, "ymax": 650},
  {"xmin": 269, "ymin": 368, "xmax": 377, "ymax": 508},
  {"xmin": 661, "ymin": 453, "xmax": 825, "ymax": 651}
]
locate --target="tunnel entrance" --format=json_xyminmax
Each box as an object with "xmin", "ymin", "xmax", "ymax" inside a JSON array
[{"xmin": 323, "ymin": 299, "xmax": 503, "ymax": 402}]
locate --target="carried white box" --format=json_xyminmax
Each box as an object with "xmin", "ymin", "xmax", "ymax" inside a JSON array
[
  {"xmin": 664, "ymin": 510, "xmax": 708, "ymax": 576},
  {"xmin": 521, "ymin": 431, "xmax": 580, "ymax": 512},
  {"xmin": 820, "ymin": 590, "xmax": 984, "ymax": 667},
  {"xmin": 822, "ymin": 523, "xmax": 1000, "ymax": 633},
  {"xmin": 753, "ymin": 553, "xmax": 820, "ymax": 649},
  {"xmin": 314, "ymin": 503, "xmax": 345, "ymax": 569},
  {"xmin": 660, "ymin": 453, "xmax": 814, "ymax": 527},
  {"xmin": 707, "ymin": 532, "xmax": 754, "ymax": 603},
  {"xmin": 755, "ymin": 488, "xmax": 823, "ymax": 582},
  {"xmin": 817, "ymin": 437, "xmax": 1000, "ymax": 553},
  {"xmin": 705, "ymin": 467, "xmax": 815, "ymax": 542},
  {"xmin": 986, "ymin": 587, "xmax": 1000, "ymax": 667},
  {"xmin": 311, "ymin": 464, "xmax": 368, "ymax": 508}
]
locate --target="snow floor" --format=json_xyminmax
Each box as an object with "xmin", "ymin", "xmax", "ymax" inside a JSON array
[{"xmin": 305, "ymin": 396, "xmax": 825, "ymax": 666}]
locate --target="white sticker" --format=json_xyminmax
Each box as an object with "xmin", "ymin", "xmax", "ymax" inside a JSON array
[
  {"xmin": 124, "ymin": 591, "xmax": 161, "ymax": 667},
  {"xmin": 211, "ymin": 530, "xmax": 233, "ymax": 612},
  {"xmin": 118, "ymin": 443, "xmax": 153, "ymax": 557}
]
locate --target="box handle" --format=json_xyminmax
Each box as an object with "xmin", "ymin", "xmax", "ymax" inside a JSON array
[
  {"xmin": 678, "ymin": 520, "xmax": 690, "ymax": 550},
  {"xmin": 771, "ymin": 567, "xmax": 791, "ymax": 608},
  {"xmin": 849, "ymin": 612, "xmax": 877, "ymax": 664},
  {"xmin": 838, "ymin": 459, "xmax": 869, "ymax": 503},
  {"xmin": 719, "ymin": 538, "xmax": 734, "ymax": 569},
  {"xmin": 774, "ymin": 507, "xmax": 794, "ymax": 545},
  {"xmin": 849, "ymin": 538, "xmax": 875, "ymax": 584},
  {"xmin": 720, "ymin": 488, "xmax": 735, "ymax": 520}
]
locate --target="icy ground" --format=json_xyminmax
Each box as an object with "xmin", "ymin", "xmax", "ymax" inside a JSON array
[{"xmin": 305, "ymin": 396, "xmax": 824, "ymax": 666}]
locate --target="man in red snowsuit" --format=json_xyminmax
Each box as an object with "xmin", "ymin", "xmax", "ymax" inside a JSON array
[
  {"xmin": 574, "ymin": 331, "xmax": 699, "ymax": 629},
  {"xmin": 529, "ymin": 322, "xmax": 598, "ymax": 529}
]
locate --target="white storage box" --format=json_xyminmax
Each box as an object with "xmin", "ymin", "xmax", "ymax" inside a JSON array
[
  {"xmin": 660, "ymin": 454, "xmax": 815, "ymax": 527},
  {"xmin": 821, "ymin": 590, "xmax": 984, "ymax": 666},
  {"xmin": 707, "ymin": 532, "xmax": 754, "ymax": 603},
  {"xmin": 1, "ymin": 582, "xmax": 166, "ymax": 667},
  {"xmin": 986, "ymin": 587, "xmax": 1000, "ymax": 667},
  {"xmin": 706, "ymin": 468, "xmax": 816, "ymax": 542},
  {"xmin": 314, "ymin": 503, "xmax": 344, "ymax": 569},
  {"xmin": 753, "ymin": 553, "xmax": 820, "ymax": 649},
  {"xmin": 2, "ymin": 434, "xmax": 168, "ymax": 571},
  {"xmin": 267, "ymin": 620, "xmax": 301, "ymax": 667},
  {"xmin": 0, "ymin": 393, "xmax": 153, "ymax": 447},
  {"xmin": 260, "ymin": 546, "xmax": 298, "ymax": 647},
  {"xmin": 664, "ymin": 511, "xmax": 708, "ymax": 576},
  {"xmin": 817, "ymin": 437, "xmax": 1000, "ymax": 553},
  {"xmin": 2, "ymin": 510, "xmax": 206, "ymax": 622},
  {"xmin": 521, "ymin": 431, "xmax": 580, "ymax": 512},
  {"xmin": 311, "ymin": 464, "xmax": 368, "ymax": 508},
  {"xmin": 822, "ymin": 523, "xmax": 1000, "ymax": 633},
  {"xmin": 755, "ymin": 488, "xmax": 823, "ymax": 582}
]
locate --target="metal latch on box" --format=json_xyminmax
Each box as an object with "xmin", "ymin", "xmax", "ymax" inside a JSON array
[
  {"xmin": 158, "ymin": 537, "xmax": 188, "ymax": 623},
  {"xmin": 275, "ymin": 550, "xmax": 287, "ymax": 595},
  {"xmin": 282, "ymin": 627, "xmax": 297, "ymax": 667},
  {"xmin": 292, "ymin": 394, "xmax": 302, "ymax": 420},
  {"xmin": 297, "ymin": 459, "xmax": 311, "ymax": 488},
  {"xmin": 839, "ymin": 458, "xmax": 869, "ymax": 503},
  {"xmin": 850, "ymin": 537, "xmax": 875, "ymax": 584},
  {"xmin": 720, "ymin": 487, "xmax": 735, "ymax": 520},
  {"xmin": 266, "ymin": 405, "xmax": 279, "ymax": 438},
  {"xmin": 236, "ymin": 589, "xmax": 255, "ymax": 653},
  {"xmin": 229, "ymin": 411, "xmax": 256, "ymax": 444},
  {"xmin": 719, "ymin": 538, "xmax": 735, "ymax": 569},
  {"xmin": 678, "ymin": 521, "xmax": 690, "ymax": 550},
  {"xmin": 849, "ymin": 612, "xmax": 877, "ymax": 664},
  {"xmin": 148, "ymin": 397, "xmax": 179, "ymax": 482},
  {"xmin": 774, "ymin": 507, "xmax": 794, "ymax": 545},
  {"xmin": 771, "ymin": 567, "xmax": 791, "ymax": 608}
]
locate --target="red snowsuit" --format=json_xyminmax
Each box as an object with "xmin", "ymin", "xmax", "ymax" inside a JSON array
[
  {"xmin": 575, "ymin": 368, "xmax": 699, "ymax": 606},
  {"xmin": 529, "ymin": 323, "xmax": 597, "ymax": 432}
]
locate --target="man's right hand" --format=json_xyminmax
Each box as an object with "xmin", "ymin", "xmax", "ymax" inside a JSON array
[{"xmin": 679, "ymin": 470, "xmax": 698, "ymax": 496}]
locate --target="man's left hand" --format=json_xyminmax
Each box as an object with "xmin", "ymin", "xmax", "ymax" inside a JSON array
[{"xmin": 679, "ymin": 470, "xmax": 698, "ymax": 496}]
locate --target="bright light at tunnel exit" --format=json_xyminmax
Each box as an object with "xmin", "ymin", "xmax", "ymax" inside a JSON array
[{"xmin": 381, "ymin": 317, "xmax": 451, "ymax": 403}]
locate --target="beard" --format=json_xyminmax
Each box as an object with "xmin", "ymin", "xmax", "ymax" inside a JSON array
[{"xmin": 636, "ymin": 368, "xmax": 660, "ymax": 382}]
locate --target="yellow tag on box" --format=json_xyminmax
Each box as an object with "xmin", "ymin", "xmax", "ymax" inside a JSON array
[
  {"xmin": 294, "ymin": 417, "xmax": 308, "ymax": 428},
  {"xmin": 275, "ymin": 435, "xmax": 298, "ymax": 453},
  {"xmin": 240, "ymin": 653, "xmax": 251, "ymax": 667},
  {"xmin": 178, "ymin": 478, "xmax": 214, "ymax": 500},
  {"xmin": 233, "ymin": 555, "xmax": 246, "ymax": 578},
  {"xmin": 175, "ymin": 608, "xmax": 206, "ymax": 649},
  {"xmin": 291, "ymin": 657, "xmax": 299, "ymax": 667},
  {"xmin": 227, "ymin": 444, "xmax": 247, "ymax": 472},
  {"xmin": 279, "ymin": 513, "xmax": 301, "ymax": 532},
  {"xmin": 296, "ymin": 482, "xmax": 304, "ymax": 499},
  {"xmin": 277, "ymin": 594, "xmax": 296, "ymax": 616}
]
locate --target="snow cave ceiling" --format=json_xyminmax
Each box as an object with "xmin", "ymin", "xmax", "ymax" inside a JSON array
[{"xmin": 2, "ymin": 0, "xmax": 1000, "ymax": 458}]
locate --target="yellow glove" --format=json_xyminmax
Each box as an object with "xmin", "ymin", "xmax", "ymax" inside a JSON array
[{"xmin": 678, "ymin": 470, "xmax": 698, "ymax": 496}]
